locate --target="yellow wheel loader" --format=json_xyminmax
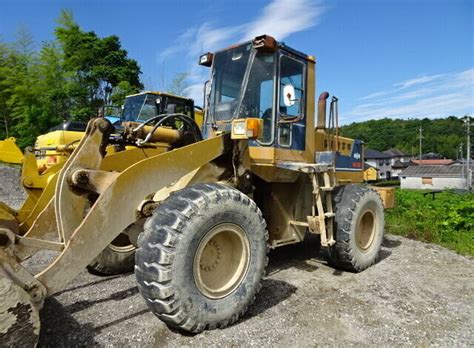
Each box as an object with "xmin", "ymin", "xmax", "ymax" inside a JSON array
[{"xmin": 0, "ymin": 35, "xmax": 393, "ymax": 344}]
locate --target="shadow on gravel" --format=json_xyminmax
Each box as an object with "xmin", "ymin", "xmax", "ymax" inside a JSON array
[
  {"xmin": 39, "ymin": 286, "xmax": 148, "ymax": 346},
  {"xmin": 242, "ymin": 278, "xmax": 297, "ymax": 321},
  {"xmin": 93, "ymin": 309, "xmax": 149, "ymax": 334},
  {"xmin": 63, "ymin": 286, "xmax": 139, "ymax": 314},
  {"xmin": 54, "ymin": 274, "xmax": 124, "ymax": 296},
  {"xmin": 382, "ymin": 237, "xmax": 402, "ymax": 249},
  {"xmin": 267, "ymin": 234, "xmax": 323, "ymax": 275},
  {"xmin": 38, "ymin": 298, "xmax": 98, "ymax": 347},
  {"xmin": 374, "ymin": 236, "xmax": 402, "ymax": 264},
  {"xmin": 328, "ymin": 237, "xmax": 399, "ymax": 276},
  {"xmin": 378, "ymin": 249, "xmax": 392, "ymax": 262}
]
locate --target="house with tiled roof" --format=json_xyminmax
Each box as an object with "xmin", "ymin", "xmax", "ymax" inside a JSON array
[
  {"xmin": 392, "ymin": 160, "xmax": 409, "ymax": 178},
  {"xmin": 364, "ymin": 149, "xmax": 392, "ymax": 180},
  {"xmin": 383, "ymin": 149, "xmax": 411, "ymax": 178},
  {"xmin": 400, "ymin": 164, "xmax": 471, "ymax": 190},
  {"xmin": 384, "ymin": 149, "xmax": 411, "ymax": 165},
  {"xmin": 411, "ymin": 159, "xmax": 455, "ymax": 165}
]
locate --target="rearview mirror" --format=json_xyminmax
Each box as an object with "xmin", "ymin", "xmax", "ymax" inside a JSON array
[{"xmin": 283, "ymin": 84, "xmax": 296, "ymax": 106}]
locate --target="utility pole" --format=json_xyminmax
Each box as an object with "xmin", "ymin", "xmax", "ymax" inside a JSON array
[
  {"xmin": 418, "ymin": 126, "xmax": 424, "ymax": 163},
  {"xmin": 464, "ymin": 116, "xmax": 471, "ymax": 190}
]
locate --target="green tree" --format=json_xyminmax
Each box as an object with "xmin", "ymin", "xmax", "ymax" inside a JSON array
[
  {"xmin": 55, "ymin": 9, "xmax": 142, "ymax": 120},
  {"xmin": 3, "ymin": 27, "xmax": 45, "ymax": 147},
  {"xmin": 111, "ymin": 81, "xmax": 139, "ymax": 106},
  {"xmin": 0, "ymin": 41, "xmax": 13, "ymax": 138},
  {"xmin": 0, "ymin": 10, "xmax": 143, "ymax": 147}
]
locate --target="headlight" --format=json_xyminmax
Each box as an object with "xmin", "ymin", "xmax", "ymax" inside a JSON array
[
  {"xmin": 198, "ymin": 52, "xmax": 214, "ymax": 67},
  {"xmin": 231, "ymin": 118, "xmax": 262, "ymax": 140},
  {"xmin": 232, "ymin": 120, "xmax": 246, "ymax": 135}
]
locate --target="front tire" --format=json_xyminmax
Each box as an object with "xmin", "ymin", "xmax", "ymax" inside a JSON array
[
  {"xmin": 327, "ymin": 185, "xmax": 384, "ymax": 272},
  {"xmin": 135, "ymin": 183, "xmax": 268, "ymax": 333}
]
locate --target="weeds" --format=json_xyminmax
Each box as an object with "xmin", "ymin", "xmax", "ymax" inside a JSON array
[{"xmin": 386, "ymin": 189, "xmax": 474, "ymax": 256}]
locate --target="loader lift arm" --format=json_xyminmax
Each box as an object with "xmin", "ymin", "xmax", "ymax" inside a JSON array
[{"xmin": 37, "ymin": 118, "xmax": 226, "ymax": 294}]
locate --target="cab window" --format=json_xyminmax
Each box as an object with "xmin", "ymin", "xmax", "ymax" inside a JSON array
[{"xmin": 279, "ymin": 55, "xmax": 305, "ymax": 118}]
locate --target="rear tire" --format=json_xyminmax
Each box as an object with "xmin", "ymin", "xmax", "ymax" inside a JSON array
[
  {"xmin": 87, "ymin": 233, "xmax": 136, "ymax": 276},
  {"xmin": 135, "ymin": 183, "xmax": 268, "ymax": 333},
  {"xmin": 327, "ymin": 185, "xmax": 384, "ymax": 272}
]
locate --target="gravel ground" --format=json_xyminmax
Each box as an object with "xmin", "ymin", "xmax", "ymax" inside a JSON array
[
  {"xmin": 1, "ymin": 163, "xmax": 473, "ymax": 346},
  {"xmin": 0, "ymin": 163, "xmax": 27, "ymax": 209}
]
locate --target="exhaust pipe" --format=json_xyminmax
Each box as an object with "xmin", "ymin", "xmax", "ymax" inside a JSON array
[{"xmin": 317, "ymin": 91, "xmax": 329, "ymax": 129}]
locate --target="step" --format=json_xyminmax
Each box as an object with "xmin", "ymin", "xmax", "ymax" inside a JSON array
[{"xmin": 320, "ymin": 187, "xmax": 334, "ymax": 191}]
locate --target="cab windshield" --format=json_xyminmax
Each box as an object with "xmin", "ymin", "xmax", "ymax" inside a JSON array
[
  {"xmin": 122, "ymin": 94, "xmax": 149, "ymax": 122},
  {"xmin": 122, "ymin": 94, "xmax": 193, "ymax": 122},
  {"xmin": 209, "ymin": 44, "xmax": 276, "ymax": 143}
]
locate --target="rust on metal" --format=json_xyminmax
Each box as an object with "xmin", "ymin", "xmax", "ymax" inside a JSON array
[
  {"xmin": 317, "ymin": 91, "xmax": 330, "ymax": 129},
  {"xmin": 252, "ymin": 34, "xmax": 277, "ymax": 52}
]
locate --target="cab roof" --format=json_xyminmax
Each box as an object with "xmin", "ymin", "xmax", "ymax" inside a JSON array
[
  {"xmin": 126, "ymin": 91, "xmax": 194, "ymax": 102},
  {"xmin": 216, "ymin": 36, "xmax": 315, "ymax": 63}
]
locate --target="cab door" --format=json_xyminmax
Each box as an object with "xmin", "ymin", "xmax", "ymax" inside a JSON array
[{"xmin": 276, "ymin": 53, "xmax": 307, "ymax": 153}]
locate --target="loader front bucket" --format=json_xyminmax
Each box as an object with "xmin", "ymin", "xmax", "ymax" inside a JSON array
[
  {"xmin": 0, "ymin": 267, "xmax": 41, "ymax": 346},
  {"xmin": 0, "ymin": 204, "xmax": 42, "ymax": 346},
  {"xmin": 0, "ymin": 138, "xmax": 24, "ymax": 165}
]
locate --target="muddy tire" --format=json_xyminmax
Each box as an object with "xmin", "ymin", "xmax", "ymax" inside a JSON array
[
  {"xmin": 327, "ymin": 184, "xmax": 384, "ymax": 272},
  {"xmin": 0, "ymin": 273, "xmax": 40, "ymax": 347},
  {"xmin": 135, "ymin": 183, "xmax": 268, "ymax": 333},
  {"xmin": 87, "ymin": 233, "xmax": 136, "ymax": 276}
]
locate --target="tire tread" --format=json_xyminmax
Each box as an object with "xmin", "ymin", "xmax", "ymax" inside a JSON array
[
  {"xmin": 135, "ymin": 183, "xmax": 268, "ymax": 333},
  {"xmin": 328, "ymin": 185, "xmax": 384, "ymax": 272}
]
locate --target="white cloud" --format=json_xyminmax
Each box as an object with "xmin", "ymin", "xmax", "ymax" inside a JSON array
[
  {"xmin": 393, "ymin": 74, "xmax": 445, "ymax": 89},
  {"xmin": 243, "ymin": 0, "xmax": 325, "ymax": 41},
  {"xmin": 156, "ymin": 0, "xmax": 326, "ymax": 103},
  {"xmin": 344, "ymin": 68, "xmax": 474, "ymax": 123},
  {"xmin": 360, "ymin": 73, "xmax": 447, "ymax": 101},
  {"xmin": 157, "ymin": 27, "xmax": 197, "ymax": 62},
  {"xmin": 360, "ymin": 90, "xmax": 392, "ymax": 100},
  {"xmin": 184, "ymin": 83, "xmax": 205, "ymax": 105}
]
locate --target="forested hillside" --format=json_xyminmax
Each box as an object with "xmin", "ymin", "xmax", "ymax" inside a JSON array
[
  {"xmin": 0, "ymin": 10, "xmax": 142, "ymax": 147},
  {"xmin": 340, "ymin": 116, "xmax": 466, "ymax": 159}
]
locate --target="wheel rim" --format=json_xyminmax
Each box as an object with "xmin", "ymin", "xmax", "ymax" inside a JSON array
[
  {"xmin": 193, "ymin": 223, "xmax": 250, "ymax": 299},
  {"xmin": 108, "ymin": 233, "xmax": 136, "ymax": 253},
  {"xmin": 356, "ymin": 209, "xmax": 376, "ymax": 252}
]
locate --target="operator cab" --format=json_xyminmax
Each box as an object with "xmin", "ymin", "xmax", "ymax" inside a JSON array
[{"xmin": 200, "ymin": 35, "xmax": 310, "ymax": 155}]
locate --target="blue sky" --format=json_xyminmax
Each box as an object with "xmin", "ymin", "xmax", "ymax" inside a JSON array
[{"xmin": 1, "ymin": 0, "xmax": 472, "ymax": 123}]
